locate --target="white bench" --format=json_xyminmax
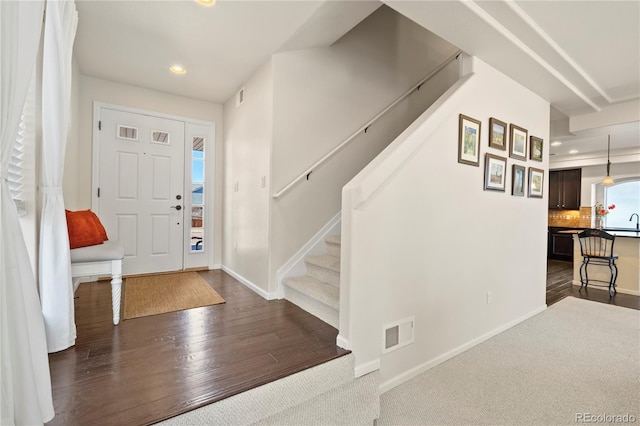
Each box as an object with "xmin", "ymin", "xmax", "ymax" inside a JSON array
[{"xmin": 70, "ymin": 240, "xmax": 125, "ymax": 325}]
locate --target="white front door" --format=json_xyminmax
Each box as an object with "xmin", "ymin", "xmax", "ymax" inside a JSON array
[{"xmin": 97, "ymin": 107, "xmax": 185, "ymax": 275}]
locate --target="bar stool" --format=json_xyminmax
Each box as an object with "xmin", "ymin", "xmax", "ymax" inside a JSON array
[{"xmin": 577, "ymin": 229, "xmax": 618, "ymax": 296}]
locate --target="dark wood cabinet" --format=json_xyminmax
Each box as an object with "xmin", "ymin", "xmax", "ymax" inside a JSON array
[
  {"xmin": 548, "ymin": 228, "xmax": 576, "ymax": 261},
  {"xmin": 548, "ymin": 168, "xmax": 581, "ymax": 210}
]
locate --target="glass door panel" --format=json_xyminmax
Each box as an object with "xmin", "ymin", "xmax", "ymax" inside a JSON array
[{"xmin": 190, "ymin": 136, "xmax": 205, "ymax": 252}]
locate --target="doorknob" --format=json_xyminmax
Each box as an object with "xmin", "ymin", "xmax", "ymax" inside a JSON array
[{"xmin": 171, "ymin": 205, "xmax": 182, "ymax": 211}]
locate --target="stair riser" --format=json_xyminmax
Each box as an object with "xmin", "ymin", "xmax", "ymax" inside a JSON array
[
  {"xmin": 283, "ymin": 276, "xmax": 339, "ymax": 310},
  {"xmin": 258, "ymin": 370, "xmax": 380, "ymax": 425},
  {"xmin": 306, "ymin": 264, "xmax": 340, "ymax": 287},
  {"xmin": 284, "ymin": 285, "xmax": 339, "ymax": 328},
  {"xmin": 326, "ymin": 243, "xmax": 341, "ymax": 258}
]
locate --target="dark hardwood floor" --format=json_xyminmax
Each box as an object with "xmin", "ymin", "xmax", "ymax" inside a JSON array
[
  {"xmin": 47, "ymin": 270, "xmax": 349, "ymax": 426},
  {"xmin": 546, "ymin": 259, "xmax": 640, "ymax": 310},
  {"xmin": 46, "ymin": 262, "xmax": 638, "ymax": 425}
]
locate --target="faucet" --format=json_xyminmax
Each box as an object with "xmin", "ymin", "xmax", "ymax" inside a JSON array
[{"xmin": 631, "ymin": 213, "xmax": 640, "ymax": 231}]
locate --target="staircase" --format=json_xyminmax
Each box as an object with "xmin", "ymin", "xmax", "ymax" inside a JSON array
[
  {"xmin": 283, "ymin": 235, "xmax": 341, "ymax": 328},
  {"xmin": 158, "ymin": 353, "xmax": 380, "ymax": 425}
]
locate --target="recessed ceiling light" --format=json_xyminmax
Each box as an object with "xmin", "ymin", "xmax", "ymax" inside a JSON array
[
  {"xmin": 170, "ymin": 65, "xmax": 186, "ymax": 75},
  {"xmin": 569, "ymin": 149, "xmax": 579, "ymax": 154},
  {"xmin": 551, "ymin": 141, "xmax": 562, "ymax": 147},
  {"xmin": 195, "ymin": 0, "xmax": 215, "ymax": 6}
]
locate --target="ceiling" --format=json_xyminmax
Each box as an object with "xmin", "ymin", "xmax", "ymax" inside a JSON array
[
  {"xmin": 74, "ymin": 0, "xmax": 380, "ymax": 105},
  {"xmin": 383, "ymin": 0, "xmax": 640, "ymax": 160},
  {"xmin": 74, "ymin": 0, "xmax": 640, "ymax": 157}
]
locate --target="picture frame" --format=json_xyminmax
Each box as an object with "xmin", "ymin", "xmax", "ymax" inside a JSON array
[
  {"xmin": 484, "ymin": 153, "xmax": 507, "ymax": 192},
  {"xmin": 488, "ymin": 117, "xmax": 507, "ymax": 150},
  {"xmin": 512, "ymin": 164, "xmax": 525, "ymax": 196},
  {"xmin": 458, "ymin": 114, "xmax": 481, "ymax": 166},
  {"xmin": 528, "ymin": 167, "xmax": 544, "ymax": 198},
  {"xmin": 529, "ymin": 136, "xmax": 543, "ymax": 162},
  {"xmin": 509, "ymin": 124, "xmax": 528, "ymax": 161}
]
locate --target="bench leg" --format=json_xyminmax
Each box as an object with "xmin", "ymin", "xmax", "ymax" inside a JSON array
[{"xmin": 111, "ymin": 259, "xmax": 123, "ymax": 325}]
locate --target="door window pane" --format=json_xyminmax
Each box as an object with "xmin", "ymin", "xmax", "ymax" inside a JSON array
[
  {"xmin": 117, "ymin": 125, "xmax": 138, "ymax": 141},
  {"xmin": 192, "ymin": 159, "xmax": 204, "ymax": 182},
  {"xmin": 151, "ymin": 130, "xmax": 170, "ymax": 144},
  {"xmin": 191, "ymin": 184, "xmax": 203, "ymax": 205},
  {"xmin": 190, "ymin": 137, "xmax": 205, "ymax": 252}
]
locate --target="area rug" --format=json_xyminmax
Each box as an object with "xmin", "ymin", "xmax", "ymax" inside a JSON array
[{"xmin": 124, "ymin": 272, "xmax": 225, "ymax": 320}]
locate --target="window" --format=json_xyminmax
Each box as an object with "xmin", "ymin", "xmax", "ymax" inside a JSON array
[
  {"xmin": 8, "ymin": 73, "xmax": 35, "ymax": 217},
  {"xmin": 190, "ymin": 136, "xmax": 205, "ymax": 251},
  {"xmin": 151, "ymin": 130, "xmax": 170, "ymax": 144},
  {"xmin": 9, "ymin": 115, "xmax": 26, "ymax": 201},
  {"xmin": 605, "ymin": 179, "xmax": 640, "ymax": 229},
  {"xmin": 117, "ymin": 125, "xmax": 138, "ymax": 141}
]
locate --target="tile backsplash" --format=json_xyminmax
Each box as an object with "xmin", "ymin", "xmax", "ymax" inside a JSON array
[{"xmin": 548, "ymin": 207, "xmax": 592, "ymax": 228}]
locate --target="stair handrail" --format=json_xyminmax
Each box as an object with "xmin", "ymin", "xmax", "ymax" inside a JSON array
[{"xmin": 272, "ymin": 49, "xmax": 462, "ymax": 199}]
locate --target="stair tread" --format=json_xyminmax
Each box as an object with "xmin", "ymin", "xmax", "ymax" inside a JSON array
[
  {"xmin": 283, "ymin": 276, "xmax": 339, "ymax": 309},
  {"xmin": 306, "ymin": 254, "xmax": 340, "ymax": 272},
  {"xmin": 325, "ymin": 235, "xmax": 342, "ymax": 245}
]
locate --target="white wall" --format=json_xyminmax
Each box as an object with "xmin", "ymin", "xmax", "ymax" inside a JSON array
[
  {"xmin": 269, "ymin": 5, "xmax": 459, "ymax": 293},
  {"xmin": 222, "ymin": 61, "xmax": 273, "ymax": 292},
  {"xmin": 65, "ymin": 74, "xmax": 224, "ymax": 265},
  {"xmin": 341, "ymin": 56, "xmax": 549, "ymax": 388}
]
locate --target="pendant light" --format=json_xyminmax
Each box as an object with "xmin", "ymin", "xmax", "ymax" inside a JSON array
[{"xmin": 602, "ymin": 135, "xmax": 615, "ymax": 186}]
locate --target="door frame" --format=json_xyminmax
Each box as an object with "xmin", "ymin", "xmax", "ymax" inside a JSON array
[{"xmin": 92, "ymin": 102, "xmax": 216, "ymax": 272}]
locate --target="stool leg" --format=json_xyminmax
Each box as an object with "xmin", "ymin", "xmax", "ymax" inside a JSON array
[
  {"xmin": 608, "ymin": 262, "xmax": 615, "ymax": 297},
  {"xmin": 611, "ymin": 262, "xmax": 618, "ymax": 295},
  {"xmin": 580, "ymin": 258, "xmax": 590, "ymax": 288},
  {"xmin": 111, "ymin": 259, "xmax": 123, "ymax": 325}
]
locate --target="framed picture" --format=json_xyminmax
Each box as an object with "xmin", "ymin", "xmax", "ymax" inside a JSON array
[
  {"xmin": 458, "ymin": 114, "xmax": 481, "ymax": 166},
  {"xmin": 528, "ymin": 167, "xmax": 544, "ymax": 198},
  {"xmin": 484, "ymin": 153, "xmax": 507, "ymax": 192},
  {"xmin": 509, "ymin": 124, "xmax": 528, "ymax": 160},
  {"xmin": 512, "ymin": 164, "xmax": 525, "ymax": 196},
  {"xmin": 488, "ymin": 117, "xmax": 507, "ymax": 150},
  {"xmin": 530, "ymin": 136, "xmax": 543, "ymax": 161}
]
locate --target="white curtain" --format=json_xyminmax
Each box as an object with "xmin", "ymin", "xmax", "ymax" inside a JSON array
[
  {"xmin": 0, "ymin": 1, "xmax": 55, "ymax": 425},
  {"xmin": 39, "ymin": 0, "xmax": 78, "ymax": 353}
]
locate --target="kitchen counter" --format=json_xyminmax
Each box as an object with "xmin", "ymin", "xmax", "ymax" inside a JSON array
[
  {"xmin": 567, "ymin": 229, "xmax": 640, "ymax": 296},
  {"xmin": 558, "ymin": 229, "xmax": 640, "ymax": 238}
]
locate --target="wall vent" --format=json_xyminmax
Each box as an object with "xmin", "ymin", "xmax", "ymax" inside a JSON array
[
  {"xmin": 236, "ymin": 87, "xmax": 245, "ymax": 107},
  {"xmin": 382, "ymin": 316, "xmax": 415, "ymax": 354}
]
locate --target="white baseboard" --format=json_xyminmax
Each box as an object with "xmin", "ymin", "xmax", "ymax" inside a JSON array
[
  {"xmin": 336, "ymin": 334, "xmax": 350, "ymax": 350},
  {"xmin": 571, "ymin": 280, "xmax": 640, "ymax": 296},
  {"xmin": 220, "ymin": 265, "xmax": 277, "ymax": 300},
  {"xmin": 354, "ymin": 358, "xmax": 380, "ymax": 378},
  {"xmin": 210, "ymin": 264, "xmax": 222, "ymax": 270},
  {"xmin": 378, "ymin": 304, "xmax": 547, "ymax": 394},
  {"xmin": 276, "ymin": 211, "xmax": 342, "ymax": 299}
]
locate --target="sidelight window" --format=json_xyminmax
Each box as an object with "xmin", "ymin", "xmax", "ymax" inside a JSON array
[{"xmin": 190, "ymin": 137, "xmax": 205, "ymax": 251}]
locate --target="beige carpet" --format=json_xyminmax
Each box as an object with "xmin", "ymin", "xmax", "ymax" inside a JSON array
[
  {"xmin": 124, "ymin": 272, "xmax": 225, "ymax": 320},
  {"xmin": 378, "ymin": 297, "xmax": 640, "ymax": 425}
]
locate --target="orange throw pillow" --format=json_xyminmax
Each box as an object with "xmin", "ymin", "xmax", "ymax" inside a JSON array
[
  {"xmin": 88, "ymin": 211, "xmax": 109, "ymax": 242},
  {"xmin": 65, "ymin": 210, "xmax": 108, "ymax": 249}
]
